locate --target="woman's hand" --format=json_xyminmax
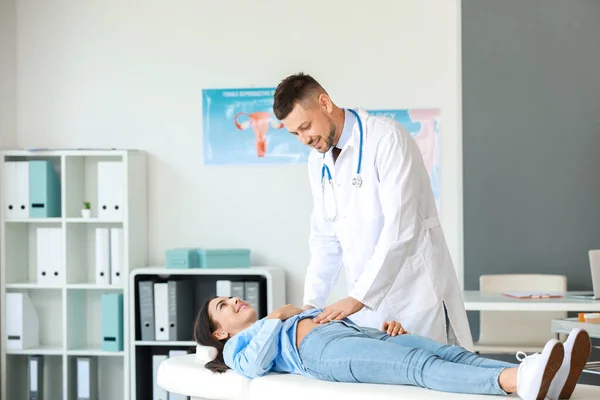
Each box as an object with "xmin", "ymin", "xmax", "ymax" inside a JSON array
[
  {"xmin": 268, "ymin": 304, "xmax": 303, "ymax": 321},
  {"xmin": 382, "ymin": 320, "xmax": 410, "ymax": 336}
]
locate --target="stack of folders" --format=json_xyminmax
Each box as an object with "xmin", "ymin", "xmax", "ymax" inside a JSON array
[
  {"xmin": 216, "ymin": 280, "xmax": 261, "ymax": 312},
  {"xmin": 153, "ymin": 351, "xmax": 189, "ymax": 400},
  {"xmin": 95, "ymin": 227, "xmax": 124, "ymax": 286},
  {"xmin": 27, "ymin": 356, "xmax": 100, "ymax": 400},
  {"xmin": 36, "ymin": 227, "xmax": 63, "ymax": 285},
  {"xmin": 97, "ymin": 161, "xmax": 124, "ymax": 220},
  {"xmin": 3, "ymin": 160, "xmax": 61, "ymax": 219},
  {"xmin": 138, "ymin": 280, "xmax": 194, "ymax": 341}
]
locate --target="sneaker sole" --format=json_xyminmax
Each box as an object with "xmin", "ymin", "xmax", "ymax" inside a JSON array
[
  {"xmin": 559, "ymin": 330, "xmax": 591, "ymax": 399},
  {"xmin": 535, "ymin": 342, "xmax": 564, "ymax": 400}
]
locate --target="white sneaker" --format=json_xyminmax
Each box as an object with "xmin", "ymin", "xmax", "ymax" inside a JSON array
[
  {"xmin": 547, "ymin": 329, "xmax": 591, "ymax": 400},
  {"xmin": 516, "ymin": 339, "xmax": 564, "ymax": 400}
]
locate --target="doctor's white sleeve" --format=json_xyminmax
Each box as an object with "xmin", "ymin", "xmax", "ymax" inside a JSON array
[
  {"xmin": 348, "ymin": 131, "xmax": 422, "ymax": 311},
  {"xmin": 303, "ymin": 163, "xmax": 343, "ymax": 308}
]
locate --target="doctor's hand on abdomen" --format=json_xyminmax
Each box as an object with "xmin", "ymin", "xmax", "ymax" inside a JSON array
[{"xmin": 312, "ymin": 297, "xmax": 365, "ymax": 324}]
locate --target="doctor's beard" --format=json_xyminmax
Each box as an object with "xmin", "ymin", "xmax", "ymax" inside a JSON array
[{"xmin": 323, "ymin": 115, "xmax": 337, "ymax": 152}]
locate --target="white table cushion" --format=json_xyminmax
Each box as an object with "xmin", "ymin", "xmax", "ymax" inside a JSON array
[
  {"xmin": 249, "ymin": 372, "xmax": 600, "ymax": 400},
  {"xmin": 158, "ymin": 353, "xmax": 600, "ymax": 400},
  {"xmin": 157, "ymin": 353, "xmax": 250, "ymax": 400}
]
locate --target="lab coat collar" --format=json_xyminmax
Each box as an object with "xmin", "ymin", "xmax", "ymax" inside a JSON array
[
  {"xmin": 324, "ymin": 107, "xmax": 368, "ymax": 164},
  {"xmin": 347, "ymin": 106, "xmax": 370, "ymax": 149},
  {"xmin": 335, "ymin": 108, "xmax": 356, "ymax": 150}
]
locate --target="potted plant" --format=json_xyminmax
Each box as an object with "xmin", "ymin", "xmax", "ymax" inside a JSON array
[{"xmin": 81, "ymin": 201, "xmax": 91, "ymax": 218}]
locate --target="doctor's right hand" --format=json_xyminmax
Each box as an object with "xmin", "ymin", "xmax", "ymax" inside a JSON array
[{"xmin": 267, "ymin": 304, "xmax": 303, "ymax": 321}]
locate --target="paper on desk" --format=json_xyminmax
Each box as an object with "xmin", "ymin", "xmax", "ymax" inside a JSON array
[{"xmin": 502, "ymin": 292, "xmax": 564, "ymax": 299}]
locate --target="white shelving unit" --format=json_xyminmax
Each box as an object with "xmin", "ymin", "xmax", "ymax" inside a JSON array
[
  {"xmin": 129, "ymin": 266, "xmax": 286, "ymax": 400},
  {"xmin": 0, "ymin": 149, "xmax": 148, "ymax": 400}
]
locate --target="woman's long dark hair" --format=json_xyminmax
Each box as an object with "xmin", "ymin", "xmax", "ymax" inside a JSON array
[{"xmin": 193, "ymin": 296, "xmax": 231, "ymax": 373}]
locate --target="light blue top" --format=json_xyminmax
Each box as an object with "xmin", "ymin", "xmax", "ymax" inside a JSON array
[
  {"xmin": 223, "ymin": 308, "xmax": 324, "ymax": 379},
  {"xmin": 335, "ymin": 108, "xmax": 356, "ymax": 150}
]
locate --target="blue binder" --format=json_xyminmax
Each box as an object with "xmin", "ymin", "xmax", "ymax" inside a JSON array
[
  {"xmin": 29, "ymin": 160, "xmax": 61, "ymax": 218},
  {"xmin": 101, "ymin": 293, "xmax": 123, "ymax": 352}
]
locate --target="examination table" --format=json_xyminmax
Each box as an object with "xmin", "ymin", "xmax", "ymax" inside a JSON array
[{"xmin": 156, "ymin": 345, "xmax": 600, "ymax": 400}]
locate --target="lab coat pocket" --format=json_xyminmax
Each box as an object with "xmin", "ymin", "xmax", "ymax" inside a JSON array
[{"xmin": 385, "ymin": 252, "xmax": 439, "ymax": 318}]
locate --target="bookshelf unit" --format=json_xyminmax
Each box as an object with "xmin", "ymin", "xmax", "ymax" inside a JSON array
[
  {"xmin": 129, "ymin": 266, "xmax": 286, "ymax": 400},
  {"xmin": 0, "ymin": 149, "xmax": 148, "ymax": 400}
]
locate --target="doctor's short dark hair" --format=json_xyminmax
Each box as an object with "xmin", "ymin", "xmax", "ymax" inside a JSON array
[{"xmin": 273, "ymin": 73, "xmax": 326, "ymax": 120}]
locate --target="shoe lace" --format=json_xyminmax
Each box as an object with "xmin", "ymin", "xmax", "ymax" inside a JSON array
[{"xmin": 516, "ymin": 351, "xmax": 540, "ymax": 363}]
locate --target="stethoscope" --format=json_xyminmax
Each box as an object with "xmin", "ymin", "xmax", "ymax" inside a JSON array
[{"xmin": 320, "ymin": 108, "xmax": 364, "ymax": 221}]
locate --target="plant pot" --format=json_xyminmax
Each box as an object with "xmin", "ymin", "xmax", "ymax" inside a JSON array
[{"xmin": 81, "ymin": 209, "xmax": 91, "ymax": 218}]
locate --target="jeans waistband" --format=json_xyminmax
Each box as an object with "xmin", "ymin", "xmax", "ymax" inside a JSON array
[{"xmin": 298, "ymin": 320, "xmax": 351, "ymax": 357}]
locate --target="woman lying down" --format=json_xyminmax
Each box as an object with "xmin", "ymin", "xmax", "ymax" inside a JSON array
[{"xmin": 193, "ymin": 296, "xmax": 592, "ymax": 400}]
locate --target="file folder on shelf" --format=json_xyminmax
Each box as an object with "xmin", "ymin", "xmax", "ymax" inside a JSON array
[
  {"xmin": 36, "ymin": 227, "xmax": 63, "ymax": 285},
  {"xmin": 97, "ymin": 161, "xmax": 124, "ymax": 220},
  {"xmin": 154, "ymin": 283, "xmax": 169, "ymax": 341},
  {"xmin": 3, "ymin": 161, "xmax": 17, "ymax": 218},
  {"xmin": 95, "ymin": 228, "xmax": 110, "ymax": 285},
  {"xmin": 168, "ymin": 280, "xmax": 194, "ymax": 341},
  {"xmin": 153, "ymin": 355, "xmax": 168, "ymax": 400},
  {"xmin": 6, "ymin": 292, "xmax": 39, "ymax": 350},
  {"xmin": 216, "ymin": 280, "xmax": 232, "ymax": 297},
  {"xmin": 28, "ymin": 355, "xmax": 43, "ymax": 400},
  {"xmin": 76, "ymin": 357, "xmax": 98, "ymax": 400},
  {"xmin": 138, "ymin": 280, "xmax": 156, "ymax": 341},
  {"xmin": 168, "ymin": 349, "xmax": 187, "ymax": 358},
  {"xmin": 110, "ymin": 227, "xmax": 123, "ymax": 285},
  {"xmin": 216, "ymin": 280, "xmax": 244, "ymax": 299},
  {"xmin": 231, "ymin": 281, "xmax": 245, "ymax": 300},
  {"xmin": 29, "ymin": 160, "xmax": 61, "ymax": 218},
  {"xmin": 17, "ymin": 161, "xmax": 30, "ymax": 218},
  {"xmin": 101, "ymin": 293, "xmax": 123, "ymax": 352},
  {"xmin": 167, "ymin": 351, "xmax": 188, "ymax": 400},
  {"xmin": 4, "ymin": 161, "xmax": 30, "ymax": 219},
  {"xmin": 244, "ymin": 281, "xmax": 261, "ymax": 312}
]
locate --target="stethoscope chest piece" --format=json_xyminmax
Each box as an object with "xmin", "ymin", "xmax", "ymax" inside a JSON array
[{"xmin": 352, "ymin": 175, "xmax": 362, "ymax": 188}]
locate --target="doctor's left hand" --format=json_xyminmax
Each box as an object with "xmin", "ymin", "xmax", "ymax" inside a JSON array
[{"xmin": 313, "ymin": 297, "xmax": 364, "ymax": 324}]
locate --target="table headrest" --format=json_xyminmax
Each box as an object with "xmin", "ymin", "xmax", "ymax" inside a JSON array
[{"xmin": 196, "ymin": 344, "xmax": 218, "ymax": 362}]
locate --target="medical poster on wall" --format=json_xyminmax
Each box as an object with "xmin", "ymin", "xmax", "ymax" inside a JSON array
[
  {"xmin": 202, "ymin": 87, "xmax": 311, "ymax": 165},
  {"xmin": 368, "ymin": 109, "xmax": 441, "ymax": 212}
]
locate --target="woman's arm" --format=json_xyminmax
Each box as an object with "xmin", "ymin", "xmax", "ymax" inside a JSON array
[
  {"xmin": 223, "ymin": 305, "xmax": 303, "ymax": 378},
  {"xmin": 224, "ymin": 318, "xmax": 283, "ymax": 378}
]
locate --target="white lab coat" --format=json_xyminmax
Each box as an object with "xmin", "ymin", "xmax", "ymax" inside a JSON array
[{"xmin": 303, "ymin": 107, "xmax": 474, "ymax": 349}]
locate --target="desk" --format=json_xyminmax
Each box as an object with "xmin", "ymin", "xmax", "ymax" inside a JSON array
[
  {"xmin": 463, "ymin": 291, "xmax": 600, "ymax": 312},
  {"xmin": 462, "ymin": 291, "xmax": 600, "ymax": 377}
]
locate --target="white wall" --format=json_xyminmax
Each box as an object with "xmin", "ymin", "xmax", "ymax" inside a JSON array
[
  {"xmin": 13, "ymin": 0, "xmax": 463, "ymax": 305},
  {"xmin": 0, "ymin": 0, "xmax": 16, "ymax": 149}
]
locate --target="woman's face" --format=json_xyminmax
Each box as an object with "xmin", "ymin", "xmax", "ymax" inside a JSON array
[{"xmin": 208, "ymin": 296, "xmax": 258, "ymax": 339}]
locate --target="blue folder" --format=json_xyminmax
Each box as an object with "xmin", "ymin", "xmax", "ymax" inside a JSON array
[
  {"xmin": 29, "ymin": 160, "xmax": 61, "ymax": 218},
  {"xmin": 101, "ymin": 293, "xmax": 124, "ymax": 352}
]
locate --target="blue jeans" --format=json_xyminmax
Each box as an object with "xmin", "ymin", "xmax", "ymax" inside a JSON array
[{"xmin": 298, "ymin": 320, "xmax": 516, "ymax": 395}]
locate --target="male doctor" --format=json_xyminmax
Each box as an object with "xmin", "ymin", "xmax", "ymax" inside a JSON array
[{"xmin": 273, "ymin": 73, "xmax": 473, "ymax": 348}]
